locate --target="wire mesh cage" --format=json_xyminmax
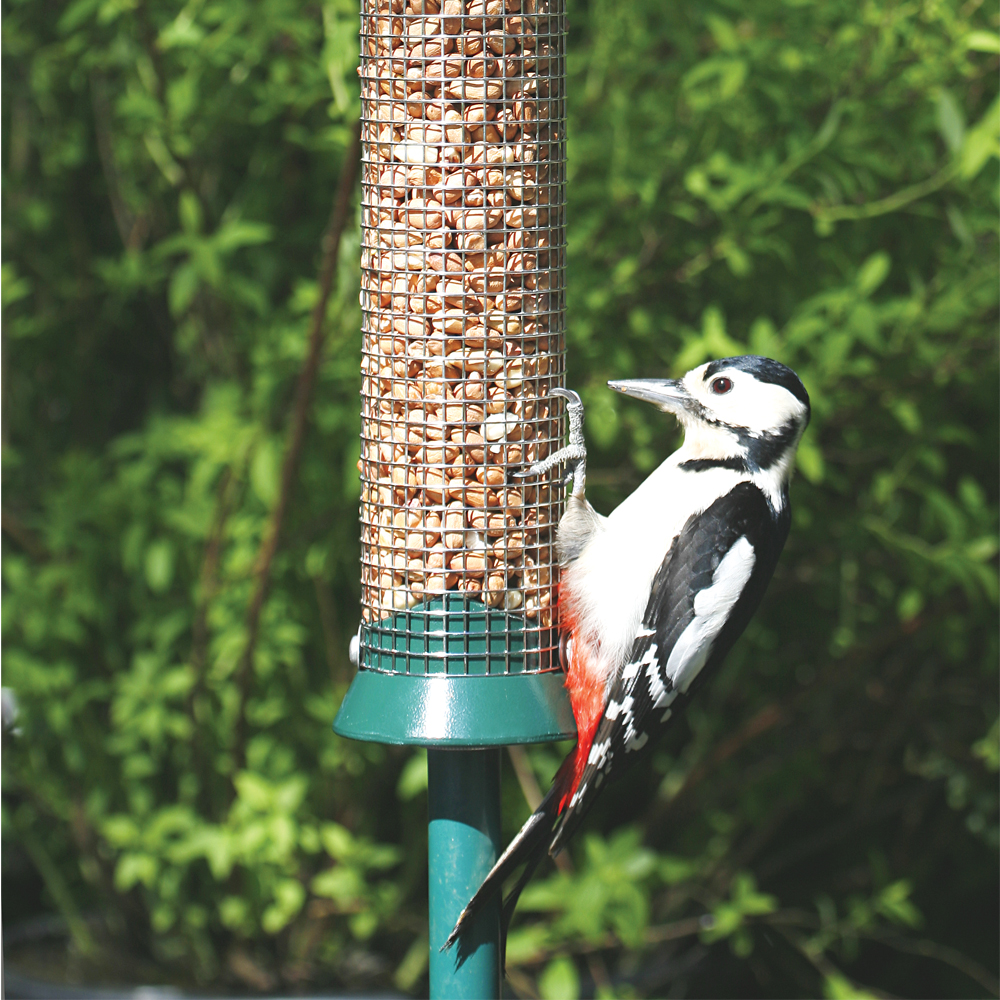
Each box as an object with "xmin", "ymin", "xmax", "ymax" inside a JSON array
[{"xmin": 352, "ymin": 0, "xmax": 568, "ymax": 705}]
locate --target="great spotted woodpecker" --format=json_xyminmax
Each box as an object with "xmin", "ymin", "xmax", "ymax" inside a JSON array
[{"xmin": 444, "ymin": 355, "xmax": 811, "ymax": 956}]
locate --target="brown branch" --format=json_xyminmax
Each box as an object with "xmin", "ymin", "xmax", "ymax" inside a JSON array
[
  {"xmin": 652, "ymin": 701, "xmax": 786, "ymax": 821},
  {"xmin": 1, "ymin": 508, "xmax": 49, "ymax": 561},
  {"xmin": 190, "ymin": 467, "xmax": 235, "ymax": 684},
  {"xmin": 90, "ymin": 73, "xmax": 134, "ymax": 248},
  {"xmin": 505, "ymin": 915, "xmax": 707, "ymax": 973},
  {"xmin": 811, "ymin": 161, "xmax": 960, "ymax": 223},
  {"xmin": 770, "ymin": 922, "xmax": 898, "ymax": 1000},
  {"xmin": 507, "ymin": 745, "xmax": 546, "ymax": 812},
  {"xmin": 232, "ymin": 120, "xmax": 361, "ymax": 775},
  {"xmin": 859, "ymin": 929, "xmax": 1000, "ymax": 997},
  {"xmin": 186, "ymin": 466, "xmax": 238, "ymax": 813},
  {"xmin": 90, "ymin": 73, "xmax": 148, "ymax": 250},
  {"xmin": 765, "ymin": 909, "xmax": 1000, "ymax": 997},
  {"xmin": 313, "ymin": 574, "xmax": 346, "ymax": 684},
  {"xmin": 505, "ymin": 966, "xmax": 541, "ymax": 999}
]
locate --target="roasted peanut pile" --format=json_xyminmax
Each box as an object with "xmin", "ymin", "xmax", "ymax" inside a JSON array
[{"xmin": 357, "ymin": 0, "xmax": 564, "ymax": 626}]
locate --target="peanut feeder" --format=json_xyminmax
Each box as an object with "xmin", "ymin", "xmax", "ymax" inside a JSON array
[{"xmin": 333, "ymin": 0, "xmax": 573, "ymax": 994}]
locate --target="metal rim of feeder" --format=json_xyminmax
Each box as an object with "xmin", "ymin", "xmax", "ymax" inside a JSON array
[{"xmin": 334, "ymin": 0, "xmax": 574, "ymax": 747}]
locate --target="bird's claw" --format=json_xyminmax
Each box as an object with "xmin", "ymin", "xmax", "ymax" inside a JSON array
[
  {"xmin": 514, "ymin": 387, "xmax": 587, "ymax": 497},
  {"xmin": 549, "ymin": 387, "xmax": 585, "ymax": 450},
  {"xmin": 549, "ymin": 386, "xmax": 583, "ymax": 408}
]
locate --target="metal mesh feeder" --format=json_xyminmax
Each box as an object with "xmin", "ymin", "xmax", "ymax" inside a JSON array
[{"xmin": 333, "ymin": 0, "xmax": 571, "ymax": 993}]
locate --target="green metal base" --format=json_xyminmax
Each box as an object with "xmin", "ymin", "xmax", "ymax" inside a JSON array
[
  {"xmin": 333, "ymin": 667, "xmax": 575, "ymax": 746},
  {"xmin": 333, "ymin": 595, "xmax": 575, "ymax": 746}
]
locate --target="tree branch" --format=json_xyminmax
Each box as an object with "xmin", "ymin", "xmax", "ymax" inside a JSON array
[
  {"xmin": 1, "ymin": 508, "xmax": 49, "ymax": 561},
  {"xmin": 811, "ymin": 162, "xmax": 959, "ymax": 223},
  {"xmin": 232, "ymin": 120, "xmax": 361, "ymax": 775},
  {"xmin": 90, "ymin": 73, "xmax": 148, "ymax": 250}
]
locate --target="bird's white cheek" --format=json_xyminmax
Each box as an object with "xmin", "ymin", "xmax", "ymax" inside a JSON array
[{"xmin": 681, "ymin": 423, "xmax": 745, "ymax": 461}]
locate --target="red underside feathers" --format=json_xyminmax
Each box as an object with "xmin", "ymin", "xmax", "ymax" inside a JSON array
[{"xmin": 555, "ymin": 606, "xmax": 606, "ymax": 814}]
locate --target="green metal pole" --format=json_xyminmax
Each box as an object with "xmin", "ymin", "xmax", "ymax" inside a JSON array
[{"xmin": 427, "ymin": 748, "xmax": 501, "ymax": 1000}]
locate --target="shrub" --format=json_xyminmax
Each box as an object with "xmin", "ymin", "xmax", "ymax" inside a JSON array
[{"xmin": 3, "ymin": 0, "xmax": 997, "ymax": 995}]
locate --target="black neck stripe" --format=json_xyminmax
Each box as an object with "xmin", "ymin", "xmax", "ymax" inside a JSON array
[
  {"xmin": 738, "ymin": 419, "xmax": 800, "ymax": 472},
  {"xmin": 679, "ymin": 457, "xmax": 749, "ymax": 473},
  {"xmin": 678, "ymin": 419, "xmax": 800, "ymax": 476}
]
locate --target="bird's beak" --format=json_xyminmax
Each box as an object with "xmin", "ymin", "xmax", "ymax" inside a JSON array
[{"xmin": 608, "ymin": 378, "xmax": 693, "ymax": 415}]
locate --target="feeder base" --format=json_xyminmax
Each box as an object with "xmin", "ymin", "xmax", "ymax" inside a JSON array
[{"xmin": 333, "ymin": 669, "xmax": 575, "ymax": 747}]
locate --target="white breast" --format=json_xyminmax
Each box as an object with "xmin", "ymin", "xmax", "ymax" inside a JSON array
[{"xmin": 560, "ymin": 457, "xmax": 744, "ymax": 684}]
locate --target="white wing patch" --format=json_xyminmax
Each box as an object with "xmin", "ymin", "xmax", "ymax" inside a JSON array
[
  {"xmin": 664, "ymin": 535, "xmax": 756, "ymax": 693},
  {"xmin": 646, "ymin": 652, "xmax": 675, "ymax": 710},
  {"xmin": 588, "ymin": 738, "xmax": 611, "ymax": 768},
  {"xmin": 625, "ymin": 729, "xmax": 649, "ymax": 753}
]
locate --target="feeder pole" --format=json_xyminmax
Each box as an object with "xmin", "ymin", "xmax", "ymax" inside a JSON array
[{"xmin": 427, "ymin": 749, "xmax": 501, "ymax": 997}]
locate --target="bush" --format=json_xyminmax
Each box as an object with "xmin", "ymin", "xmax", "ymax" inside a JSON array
[{"xmin": 3, "ymin": 0, "xmax": 997, "ymax": 996}]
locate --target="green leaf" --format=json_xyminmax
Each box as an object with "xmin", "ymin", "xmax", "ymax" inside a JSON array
[
  {"xmin": 219, "ymin": 896, "xmax": 251, "ymax": 932},
  {"xmin": 796, "ymin": 430, "xmax": 825, "ymax": 484},
  {"xmin": 960, "ymin": 96, "xmax": 1000, "ymax": 179},
  {"xmin": 350, "ymin": 909, "xmax": 379, "ymax": 940},
  {"xmin": 233, "ymin": 772, "xmax": 275, "ymax": 811},
  {"xmin": 320, "ymin": 823, "xmax": 354, "ymax": 860},
  {"xmin": 311, "ymin": 865, "xmax": 362, "ymax": 904},
  {"xmin": 824, "ymin": 972, "xmax": 879, "ymax": 999},
  {"xmin": 966, "ymin": 31, "xmax": 1000, "ymax": 54},
  {"xmin": 397, "ymin": 750, "xmax": 428, "ymax": 800},
  {"xmin": 855, "ymin": 252, "xmax": 891, "ymax": 296},
  {"xmin": 935, "ymin": 89, "xmax": 966, "ymax": 156},
  {"xmin": 251, "ymin": 438, "xmax": 282, "ymax": 508},
  {"xmin": 56, "ymin": 0, "xmax": 101, "ymax": 33},
  {"xmin": 897, "ymin": 587, "xmax": 923, "ymax": 622},
  {"xmin": 875, "ymin": 880, "xmax": 922, "ymax": 928},
  {"xmin": 972, "ymin": 719, "xmax": 1000, "ymax": 772},
  {"xmin": 144, "ymin": 539, "xmax": 175, "ymax": 593},
  {"xmin": 1, "ymin": 263, "xmax": 31, "ymax": 310},
  {"xmin": 115, "ymin": 852, "xmax": 158, "ymax": 891},
  {"xmin": 505, "ymin": 923, "xmax": 550, "ymax": 965},
  {"xmin": 261, "ymin": 878, "xmax": 306, "ymax": 934},
  {"xmin": 168, "ymin": 262, "xmax": 199, "ymax": 317},
  {"xmin": 655, "ymin": 852, "xmax": 695, "ymax": 883},
  {"xmin": 213, "ymin": 220, "xmax": 273, "ymax": 253},
  {"xmin": 539, "ymin": 956, "xmax": 580, "ymax": 1000},
  {"xmin": 394, "ymin": 934, "xmax": 429, "ymax": 992},
  {"xmin": 179, "ymin": 191, "xmax": 203, "ymax": 235}
]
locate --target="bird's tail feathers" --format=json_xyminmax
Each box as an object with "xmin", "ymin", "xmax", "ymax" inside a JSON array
[
  {"xmin": 548, "ymin": 790, "xmax": 590, "ymax": 857},
  {"xmin": 548, "ymin": 754, "xmax": 607, "ymax": 857},
  {"xmin": 442, "ymin": 778, "xmax": 563, "ymax": 955},
  {"xmin": 493, "ymin": 839, "xmax": 547, "ymax": 967}
]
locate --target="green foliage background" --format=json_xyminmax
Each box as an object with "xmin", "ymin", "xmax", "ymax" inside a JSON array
[{"xmin": 2, "ymin": 0, "xmax": 997, "ymax": 996}]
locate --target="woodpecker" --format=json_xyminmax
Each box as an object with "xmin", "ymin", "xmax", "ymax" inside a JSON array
[{"xmin": 444, "ymin": 354, "xmax": 810, "ymax": 956}]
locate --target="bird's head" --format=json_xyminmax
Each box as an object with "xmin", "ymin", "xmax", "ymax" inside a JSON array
[{"xmin": 608, "ymin": 355, "xmax": 810, "ymax": 475}]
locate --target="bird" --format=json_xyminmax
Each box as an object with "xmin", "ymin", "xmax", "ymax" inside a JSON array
[{"xmin": 443, "ymin": 354, "xmax": 811, "ymax": 958}]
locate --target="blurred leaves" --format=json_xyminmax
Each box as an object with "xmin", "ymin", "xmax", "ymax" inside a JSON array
[{"xmin": 2, "ymin": 0, "xmax": 997, "ymax": 996}]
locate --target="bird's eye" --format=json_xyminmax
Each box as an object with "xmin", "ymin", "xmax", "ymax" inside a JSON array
[{"xmin": 710, "ymin": 377, "xmax": 733, "ymax": 395}]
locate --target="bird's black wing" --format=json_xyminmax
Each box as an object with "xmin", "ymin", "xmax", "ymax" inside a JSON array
[{"xmin": 550, "ymin": 480, "xmax": 789, "ymax": 852}]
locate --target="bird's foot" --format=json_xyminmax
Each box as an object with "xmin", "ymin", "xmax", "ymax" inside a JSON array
[{"xmin": 514, "ymin": 388, "xmax": 587, "ymax": 497}]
